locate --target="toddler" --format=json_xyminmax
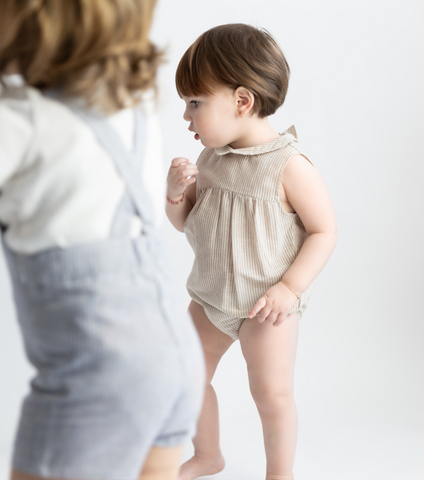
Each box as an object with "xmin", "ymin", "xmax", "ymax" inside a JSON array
[
  {"xmin": 166, "ymin": 24, "xmax": 337, "ymax": 480},
  {"xmin": 0, "ymin": 1, "xmax": 204, "ymax": 480}
]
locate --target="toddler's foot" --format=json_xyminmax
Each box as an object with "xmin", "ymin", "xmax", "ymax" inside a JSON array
[{"xmin": 178, "ymin": 453, "xmax": 225, "ymax": 480}]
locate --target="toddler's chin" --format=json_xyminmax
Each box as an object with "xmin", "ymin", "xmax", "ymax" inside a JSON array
[{"xmin": 201, "ymin": 139, "xmax": 225, "ymax": 149}]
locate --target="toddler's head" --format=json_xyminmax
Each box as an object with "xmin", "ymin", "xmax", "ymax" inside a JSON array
[
  {"xmin": 176, "ymin": 23, "xmax": 290, "ymax": 118},
  {"xmin": 0, "ymin": 0, "xmax": 161, "ymax": 113}
]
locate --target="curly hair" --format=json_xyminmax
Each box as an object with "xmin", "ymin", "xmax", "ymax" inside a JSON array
[{"xmin": 0, "ymin": 0, "xmax": 163, "ymax": 113}]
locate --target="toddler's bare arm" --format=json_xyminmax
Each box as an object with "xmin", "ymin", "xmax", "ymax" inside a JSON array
[
  {"xmin": 281, "ymin": 154, "xmax": 337, "ymax": 294},
  {"xmin": 165, "ymin": 157, "xmax": 198, "ymax": 232},
  {"xmin": 249, "ymin": 154, "xmax": 337, "ymax": 324}
]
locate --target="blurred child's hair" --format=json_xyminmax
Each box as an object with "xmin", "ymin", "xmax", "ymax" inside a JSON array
[
  {"xmin": 175, "ymin": 24, "xmax": 290, "ymax": 118},
  {"xmin": 0, "ymin": 0, "xmax": 162, "ymax": 113}
]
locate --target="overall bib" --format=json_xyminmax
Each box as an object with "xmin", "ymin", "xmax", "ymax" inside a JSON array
[{"xmin": 2, "ymin": 96, "xmax": 204, "ymax": 480}]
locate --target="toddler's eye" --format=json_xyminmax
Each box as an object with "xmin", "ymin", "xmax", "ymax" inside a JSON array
[{"xmin": 190, "ymin": 100, "xmax": 200, "ymax": 108}]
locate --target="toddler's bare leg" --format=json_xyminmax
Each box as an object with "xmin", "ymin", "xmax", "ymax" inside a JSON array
[
  {"xmin": 11, "ymin": 446, "xmax": 184, "ymax": 480},
  {"xmin": 138, "ymin": 446, "xmax": 184, "ymax": 480},
  {"xmin": 239, "ymin": 314, "xmax": 299, "ymax": 480},
  {"xmin": 11, "ymin": 470, "xmax": 44, "ymax": 480},
  {"xmin": 178, "ymin": 301, "xmax": 234, "ymax": 480}
]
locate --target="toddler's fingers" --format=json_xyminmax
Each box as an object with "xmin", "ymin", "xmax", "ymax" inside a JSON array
[
  {"xmin": 265, "ymin": 311, "xmax": 279, "ymax": 325},
  {"xmin": 257, "ymin": 306, "xmax": 272, "ymax": 324},
  {"xmin": 273, "ymin": 313, "xmax": 286, "ymax": 327},
  {"xmin": 176, "ymin": 176, "xmax": 196, "ymax": 188},
  {"xmin": 248, "ymin": 297, "xmax": 266, "ymax": 319},
  {"xmin": 168, "ymin": 165, "xmax": 197, "ymax": 192},
  {"xmin": 176, "ymin": 165, "xmax": 198, "ymax": 179},
  {"xmin": 171, "ymin": 157, "xmax": 191, "ymax": 167}
]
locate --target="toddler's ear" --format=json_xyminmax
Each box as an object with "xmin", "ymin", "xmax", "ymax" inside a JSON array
[{"xmin": 235, "ymin": 87, "xmax": 255, "ymax": 117}]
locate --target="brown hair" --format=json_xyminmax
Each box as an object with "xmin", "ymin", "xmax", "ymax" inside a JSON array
[
  {"xmin": 175, "ymin": 24, "xmax": 290, "ymax": 118},
  {"xmin": 0, "ymin": 0, "xmax": 163, "ymax": 113}
]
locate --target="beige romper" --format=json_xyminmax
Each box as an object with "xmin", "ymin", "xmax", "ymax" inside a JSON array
[{"xmin": 184, "ymin": 126, "xmax": 313, "ymax": 340}]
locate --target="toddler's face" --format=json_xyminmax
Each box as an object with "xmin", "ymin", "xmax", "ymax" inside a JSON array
[{"xmin": 182, "ymin": 86, "xmax": 243, "ymax": 149}]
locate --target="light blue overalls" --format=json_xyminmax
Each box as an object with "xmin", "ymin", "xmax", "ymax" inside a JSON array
[{"xmin": 1, "ymin": 95, "xmax": 204, "ymax": 480}]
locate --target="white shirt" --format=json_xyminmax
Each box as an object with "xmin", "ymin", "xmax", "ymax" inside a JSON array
[{"xmin": 0, "ymin": 79, "xmax": 165, "ymax": 254}]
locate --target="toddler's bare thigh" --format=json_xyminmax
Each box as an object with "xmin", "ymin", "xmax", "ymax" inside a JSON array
[
  {"xmin": 189, "ymin": 301, "xmax": 234, "ymax": 381},
  {"xmin": 239, "ymin": 314, "xmax": 299, "ymax": 393}
]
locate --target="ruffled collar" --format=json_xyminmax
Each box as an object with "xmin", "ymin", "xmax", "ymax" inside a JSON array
[{"xmin": 214, "ymin": 125, "xmax": 297, "ymax": 156}]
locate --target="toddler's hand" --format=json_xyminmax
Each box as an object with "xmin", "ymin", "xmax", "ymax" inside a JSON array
[
  {"xmin": 248, "ymin": 282, "xmax": 299, "ymax": 326},
  {"xmin": 167, "ymin": 157, "xmax": 198, "ymax": 201}
]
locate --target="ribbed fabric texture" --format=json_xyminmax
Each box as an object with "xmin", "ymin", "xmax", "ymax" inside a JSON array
[{"xmin": 185, "ymin": 126, "xmax": 313, "ymax": 340}]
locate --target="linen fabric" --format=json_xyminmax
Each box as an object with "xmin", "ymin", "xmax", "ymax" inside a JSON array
[
  {"xmin": 0, "ymin": 79, "xmax": 165, "ymax": 254},
  {"xmin": 185, "ymin": 127, "xmax": 314, "ymax": 340}
]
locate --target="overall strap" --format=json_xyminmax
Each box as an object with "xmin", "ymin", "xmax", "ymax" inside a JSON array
[{"xmin": 45, "ymin": 91, "xmax": 155, "ymax": 229}]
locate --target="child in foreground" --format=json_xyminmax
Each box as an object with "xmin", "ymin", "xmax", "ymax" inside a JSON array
[
  {"xmin": 166, "ymin": 24, "xmax": 337, "ymax": 480},
  {"xmin": 0, "ymin": 1, "xmax": 204, "ymax": 480}
]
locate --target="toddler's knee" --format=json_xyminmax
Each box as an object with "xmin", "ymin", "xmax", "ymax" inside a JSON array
[{"xmin": 251, "ymin": 387, "xmax": 295, "ymax": 415}]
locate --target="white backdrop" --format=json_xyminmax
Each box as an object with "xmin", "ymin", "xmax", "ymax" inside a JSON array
[{"xmin": 1, "ymin": 0, "xmax": 423, "ymax": 479}]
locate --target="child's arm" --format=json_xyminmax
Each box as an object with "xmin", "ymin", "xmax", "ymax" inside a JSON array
[
  {"xmin": 249, "ymin": 154, "xmax": 337, "ymax": 325},
  {"xmin": 166, "ymin": 157, "xmax": 198, "ymax": 232}
]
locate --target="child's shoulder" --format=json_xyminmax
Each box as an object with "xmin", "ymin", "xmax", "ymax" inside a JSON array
[
  {"xmin": 196, "ymin": 147, "xmax": 215, "ymax": 165},
  {"xmin": 277, "ymin": 126, "xmax": 300, "ymax": 153},
  {"xmin": 0, "ymin": 80, "xmax": 58, "ymax": 131},
  {"xmin": 0, "ymin": 83, "xmax": 36, "ymax": 183},
  {"xmin": 0, "ymin": 81, "xmax": 34, "ymax": 142},
  {"xmin": 277, "ymin": 126, "xmax": 313, "ymax": 167},
  {"xmin": 1, "ymin": 78, "xmax": 31, "ymax": 111}
]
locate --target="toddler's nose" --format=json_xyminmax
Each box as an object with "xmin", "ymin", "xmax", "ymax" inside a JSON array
[{"xmin": 183, "ymin": 107, "xmax": 191, "ymax": 122}]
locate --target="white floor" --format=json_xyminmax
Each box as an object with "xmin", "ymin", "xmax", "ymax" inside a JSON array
[
  {"xmin": 1, "ymin": 421, "xmax": 423, "ymax": 480},
  {"xmin": 1, "ymin": 330, "xmax": 423, "ymax": 480},
  {"xmin": 181, "ymin": 421, "xmax": 424, "ymax": 480}
]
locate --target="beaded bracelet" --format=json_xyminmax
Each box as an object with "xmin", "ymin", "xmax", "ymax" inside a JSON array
[
  {"xmin": 167, "ymin": 191, "xmax": 185, "ymax": 205},
  {"xmin": 280, "ymin": 279, "xmax": 300, "ymax": 300}
]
